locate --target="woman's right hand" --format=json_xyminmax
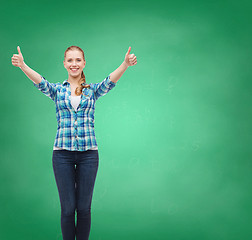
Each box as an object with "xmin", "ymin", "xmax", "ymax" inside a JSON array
[{"xmin": 11, "ymin": 46, "xmax": 25, "ymax": 68}]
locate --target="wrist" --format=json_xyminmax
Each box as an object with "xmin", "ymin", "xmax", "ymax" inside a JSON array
[
  {"xmin": 123, "ymin": 61, "xmax": 129, "ymax": 68},
  {"xmin": 19, "ymin": 61, "xmax": 26, "ymax": 70}
]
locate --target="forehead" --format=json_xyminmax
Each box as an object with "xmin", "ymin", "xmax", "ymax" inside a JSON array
[{"xmin": 65, "ymin": 50, "xmax": 83, "ymax": 59}]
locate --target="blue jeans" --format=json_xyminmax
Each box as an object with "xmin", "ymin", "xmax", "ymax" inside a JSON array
[{"xmin": 52, "ymin": 149, "xmax": 99, "ymax": 240}]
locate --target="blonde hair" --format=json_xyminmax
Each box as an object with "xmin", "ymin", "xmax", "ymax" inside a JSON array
[{"xmin": 64, "ymin": 46, "xmax": 90, "ymax": 96}]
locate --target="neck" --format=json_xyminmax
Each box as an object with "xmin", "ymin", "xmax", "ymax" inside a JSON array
[{"xmin": 67, "ymin": 75, "xmax": 81, "ymax": 85}]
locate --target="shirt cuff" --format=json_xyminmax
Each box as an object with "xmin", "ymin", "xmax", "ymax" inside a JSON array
[
  {"xmin": 107, "ymin": 74, "xmax": 116, "ymax": 87},
  {"xmin": 33, "ymin": 75, "xmax": 45, "ymax": 88}
]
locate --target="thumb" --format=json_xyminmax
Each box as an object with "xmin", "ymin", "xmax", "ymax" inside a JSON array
[
  {"xmin": 126, "ymin": 46, "xmax": 131, "ymax": 55},
  {"xmin": 17, "ymin": 46, "xmax": 22, "ymax": 56}
]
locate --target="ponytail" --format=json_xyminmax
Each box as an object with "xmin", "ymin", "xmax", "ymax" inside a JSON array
[{"xmin": 75, "ymin": 71, "xmax": 90, "ymax": 96}]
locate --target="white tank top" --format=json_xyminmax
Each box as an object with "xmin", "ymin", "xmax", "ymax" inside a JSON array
[{"xmin": 53, "ymin": 95, "xmax": 98, "ymax": 151}]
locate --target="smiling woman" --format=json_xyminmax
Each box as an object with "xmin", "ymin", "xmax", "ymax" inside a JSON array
[{"xmin": 11, "ymin": 44, "xmax": 137, "ymax": 240}]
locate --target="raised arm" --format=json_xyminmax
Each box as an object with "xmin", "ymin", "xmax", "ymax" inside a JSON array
[
  {"xmin": 11, "ymin": 46, "xmax": 42, "ymax": 84},
  {"xmin": 109, "ymin": 46, "xmax": 137, "ymax": 83}
]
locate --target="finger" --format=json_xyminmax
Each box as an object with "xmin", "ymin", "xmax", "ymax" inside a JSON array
[
  {"xmin": 130, "ymin": 58, "xmax": 137, "ymax": 63},
  {"xmin": 12, "ymin": 57, "xmax": 20, "ymax": 62},
  {"xmin": 129, "ymin": 54, "xmax": 135, "ymax": 59},
  {"xmin": 12, "ymin": 59, "xmax": 19, "ymax": 63},
  {"xmin": 17, "ymin": 46, "xmax": 22, "ymax": 56},
  {"xmin": 126, "ymin": 46, "xmax": 131, "ymax": 55}
]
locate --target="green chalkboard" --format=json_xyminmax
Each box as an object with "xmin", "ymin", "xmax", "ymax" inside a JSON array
[{"xmin": 1, "ymin": 0, "xmax": 252, "ymax": 239}]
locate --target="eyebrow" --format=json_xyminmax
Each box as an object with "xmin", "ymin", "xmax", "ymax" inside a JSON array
[{"xmin": 67, "ymin": 57, "xmax": 82, "ymax": 60}]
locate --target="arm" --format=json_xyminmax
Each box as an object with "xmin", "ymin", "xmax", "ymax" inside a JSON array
[
  {"xmin": 109, "ymin": 46, "xmax": 137, "ymax": 83},
  {"xmin": 11, "ymin": 46, "xmax": 42, "ymax": 84},
  {"xmin": 12, "ymin": 46, "xmax": 57, "ymax": 101},
  {"xmin": 110, "ymin": 61, "xmax": 128, "ymax": 84},
  {"xmin": 20, "ymin": 62, "xmax": 42, "ymax": 85}
]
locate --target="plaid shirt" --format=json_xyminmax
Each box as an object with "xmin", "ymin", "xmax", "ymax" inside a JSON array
[{"xmin": 33, "ymin": 74, "xmax": 116, "ymax": 151}]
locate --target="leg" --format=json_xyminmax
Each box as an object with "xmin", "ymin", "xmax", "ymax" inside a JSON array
[
  {"xmin": 52, "ymin": 150, "xmax": 76, "ymax": 240},
  {"xmin": 75, "ymin": 150, "xmax": 99, "ymax": 240}
]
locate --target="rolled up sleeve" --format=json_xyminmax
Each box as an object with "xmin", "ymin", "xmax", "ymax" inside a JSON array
[
  {"xmin": 33, "ymin": 75, "xmax": 58, "ymax": 102},
  {"xmin": 92, "ymin": 74, "xmax": 116, "ymax": 101}
]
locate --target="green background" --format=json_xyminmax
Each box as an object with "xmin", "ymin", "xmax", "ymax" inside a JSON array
[{"xmin": 1, "ymin": 0, "xmax": 252, "ymax": 239}]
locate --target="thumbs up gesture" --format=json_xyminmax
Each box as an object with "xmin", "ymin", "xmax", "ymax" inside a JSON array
[
  {"xmin": 124, "ymin": 46, "xmax": 137, "ymax": 67},
  {"xmin": 11, "ymin": 46, "xmax": 25, "ymax": 68}
]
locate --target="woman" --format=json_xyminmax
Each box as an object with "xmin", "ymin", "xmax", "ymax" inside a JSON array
[{"xmin": 11, "ymin": 45, "xmax": 137, "ymax": 240}]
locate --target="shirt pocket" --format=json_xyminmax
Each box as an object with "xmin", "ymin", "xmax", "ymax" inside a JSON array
[
  {"xmin": 81, "ymin": 96, "xmax": 95, "ymax": 110},
  {"xmin": 57, "ymin": 91, "xmax": 69, "ymax": 110},
  {"xmin": 82, "ymin": 88, "xmax": 93, "ymax": 98},
  {"xmin": 57, "ymin": 99, "xmax": 69, "ymax": 110}
]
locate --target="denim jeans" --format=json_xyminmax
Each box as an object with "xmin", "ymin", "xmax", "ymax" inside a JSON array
[{"xmin": 52, "ymin": 149, "xmax": 99, "ymax": 240}]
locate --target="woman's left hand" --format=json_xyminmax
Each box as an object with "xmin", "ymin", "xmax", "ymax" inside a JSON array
[{"xmin": 124, "ymin": 46, "xmax": 137, "ymax": 67}]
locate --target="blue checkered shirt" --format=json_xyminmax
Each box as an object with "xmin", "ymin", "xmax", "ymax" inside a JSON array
[{"xmin": 33, "ymin": 74, "xmax": 116, "ymax": 151}]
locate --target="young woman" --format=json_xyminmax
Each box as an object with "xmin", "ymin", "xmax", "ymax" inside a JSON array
[{"xmin": 11, "ymin": 45, "xmax": 137, "ymax": 240}]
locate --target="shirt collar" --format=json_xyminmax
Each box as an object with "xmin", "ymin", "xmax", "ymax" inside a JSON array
[
  {"xmin": 62, "ymin": 80, "xmax": 91, "ymax": 90},
  {"xmin": 63, "ymin": 80, "xmax": 69, "ymax": 86}
]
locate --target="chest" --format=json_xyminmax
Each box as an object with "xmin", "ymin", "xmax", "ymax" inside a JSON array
[
  {"xmin": 70, "ymin": 85, "xmax": 79, "ymax": 96},
  {"xmin": 57, "ymin": 85, "xmax": 95, "ymax": 111}
]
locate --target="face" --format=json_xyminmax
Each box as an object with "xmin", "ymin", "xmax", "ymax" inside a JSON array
[{"xmin": 63, "ymin": 50, "xmax": 86, "ymax": 78}]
